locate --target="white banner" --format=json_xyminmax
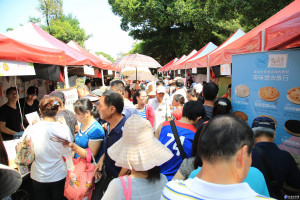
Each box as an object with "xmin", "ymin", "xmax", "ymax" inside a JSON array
[
  {"xmin": 192, "ymin": 68, "xmax": 197, "ymax": 74},
  {"xmin": 178, "ymin": 70, "xmax": 181, "ymax": 75},
  {"xmin": 58, "ymin": 87, "xmax": 78, "ymax": 113},
  {"xmin": 108, "ymin": 70, "xmax": 113, "ymax": 75},
  {"xmin": 220, "ymin": 63, "xmax": 231, "ymax": 75},
  {"xmin": 83, "ymin": 65, "xmax": 95, "ymax": 76},
  {"xmin": 0, "ymin": 60, "xmax": 35, "ymax": 76}
]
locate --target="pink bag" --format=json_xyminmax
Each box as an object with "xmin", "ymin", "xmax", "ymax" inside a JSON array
[
  {"xmin": 120, "ymin": 175, "xmax": 132, "ymax": 200},
  {"xmin": 64, "ymin": 149, "xmax": 95, "ymax": 200}
]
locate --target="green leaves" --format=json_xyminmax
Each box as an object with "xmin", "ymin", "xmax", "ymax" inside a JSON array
[
  {"xmin": 109, "ymin": 0, "xmax": 292, "ymax": 65},
  {"xmin": 32, "ymin": 0, "xmax": 91, "ymax": 48}
]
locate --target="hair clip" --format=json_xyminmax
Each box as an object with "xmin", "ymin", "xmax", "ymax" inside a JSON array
[
  {"xmin": 53, "ymin": 100, "xmax": 59, "ymax": 106},
  {"xmin": 218, "ymin": 101, "xmax": 227, "ymax": 106}
]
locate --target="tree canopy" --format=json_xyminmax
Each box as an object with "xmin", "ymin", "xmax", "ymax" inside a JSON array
[
  {"xmin": 108, "ymin": 0, "xmax": 293, "ymax": 65},
  {"xmin": 95, "ymin": 52, "xmax": 115, "ymax": 63},
  {"xmin": 30, "ymin": 0, "xmax": 91, "ymax": 47}
]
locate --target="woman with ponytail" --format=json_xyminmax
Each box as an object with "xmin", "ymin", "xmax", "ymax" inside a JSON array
[
  {"xmin": 68, "ymin": 99, "xmax": 105, "ymax": 163},
  {"xmin": 21, "ymin": 96, "xmax": 73, "ymax": 200}
]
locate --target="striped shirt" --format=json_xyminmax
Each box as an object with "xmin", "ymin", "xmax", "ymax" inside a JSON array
[
  {"xmin": 137, "ymin": 107, "xmax": 147, "ymax": 119},
  {"xmin": 161, "ymin": 177, "xmax": 274, "ymax": 200}
]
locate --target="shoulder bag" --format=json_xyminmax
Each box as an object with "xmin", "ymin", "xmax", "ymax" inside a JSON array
[{"xmin": 170, "ymin": 120, "xmax": 187, "ymax": 160}]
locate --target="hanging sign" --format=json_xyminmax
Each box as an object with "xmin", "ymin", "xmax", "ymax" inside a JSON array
[
  {"xmin": 108, "ymin": 70, "xmax": 113, "ymax": 75},
  {"xmin": 83, "ymin": 65, "xmax": 95, "ymax": 76},
  {"xmin": 0, "ymin": 60, "xmax": 35, "ymax": 76},
  {"xmin": 221, "ymin": 63, "xmax": 231, "ymax": 75},
  {"xmin": 192, "ymin": 68, "xmax": 197, "ymax": 74},
  {"xmin": 178, "ymin": 70, "xmax": 181, "ymax": 75}
]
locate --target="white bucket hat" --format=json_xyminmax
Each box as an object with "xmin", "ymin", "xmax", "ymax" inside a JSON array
[
  {"xmin": 0, "ymin": 164, "xmax": 22, "ymax": 198},
  {"xmin": 108, "ymin": 114, "xmax": 173, "ymax": 171}
]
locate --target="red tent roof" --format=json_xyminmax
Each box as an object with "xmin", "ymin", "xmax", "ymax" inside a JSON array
[
  {"xmin": 0, "ymin": 33, "xmax": 66, "ymax": 65},
  {"xmin": 265, "ymin": 11, "xmax": 300, "ymax": 51},
  {"xmin": 207, "ymin": 0, "xmax": 300, "ymax": 67},
  {"xmin": 187, "ymin": 29, "xmax": 245, "ymax": 68},
  {"xmin": 5, "ymin": 23, "xmax": 97, "ymax": 66},
  {"xmin": 173, "ymin": 50, "xmax": 198, "ymax": 70},
  {"xmin": 158, "ymin": 58, "xmax": 178, "ymax": 72},
  {"xmin": 67, "ymin": 40, "xmax": 115, "ymax": 70}
]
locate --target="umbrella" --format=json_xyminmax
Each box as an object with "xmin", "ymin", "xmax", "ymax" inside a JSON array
[
  {"xmin": 112, "ymin": 53, "xmax": 161, "ymax": 79},
  {"xmin": 121, "ymin": 66, "xmax": 151, "ymax": 76},
  {"xmin": 112, "ymin": 53, "xmax": 161, "ymax": 69},
  {"xmin": 127, "ymin": 71, "xmax": 156, "ymax": 81}
]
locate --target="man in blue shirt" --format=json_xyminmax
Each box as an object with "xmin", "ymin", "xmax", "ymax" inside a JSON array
[
  {"xmin": 93, "ymin": 90, "xmax": 126, "ymax": 199},
  {"xmin": 251, "ymin": 117, "xmax": 300, "ymax": 199},
  {"xmin": 155, "ymin": 101, "xmax": 205, "ymax": 180}
]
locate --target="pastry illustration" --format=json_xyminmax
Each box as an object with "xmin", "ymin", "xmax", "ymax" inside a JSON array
[
  {"xmin": 259, "ymin": 87, "xmax": 279, "ymax": 102},
  {"xmin": 235, "ymin": 85, "xmax": 250, "ymax": 98},
  {"xmin": 233, "ymin": 111, "xmax": 248, "ymax": 122},
  {"xmin": 284, "ymin": 120, "xmax": 300, "ymax": 137},
  {"xmin": 287, "ymin": 87, "xmax": 300, "ymax": 105}
]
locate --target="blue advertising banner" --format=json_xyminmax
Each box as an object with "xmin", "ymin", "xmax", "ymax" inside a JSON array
[{"xmin": 232, "ymin": 49, "xmax": 300, "ymax": 163}]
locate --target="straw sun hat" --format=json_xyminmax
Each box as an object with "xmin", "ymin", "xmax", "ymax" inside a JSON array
[{"xmin": 108, "ymin": 114, "xmax": 173, "ymax": 171}]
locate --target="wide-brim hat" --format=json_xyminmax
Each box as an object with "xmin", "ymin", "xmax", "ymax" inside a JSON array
[
  {"xmin": 108, "ymin": 114, "xmax": 173, "ymax": 171},
  {"xmin": 146, "ymin": 84, "xmax": 156, "ymax": 96},
  {"xmin": 0, "ymin": 164, "xmax": 22, "ymax": 198}
]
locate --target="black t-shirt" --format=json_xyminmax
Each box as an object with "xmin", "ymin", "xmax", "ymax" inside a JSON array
[
  {"xmin": 56, "ymin": 109, "xmax": 77, "ymax": 136},
  {"xmin": 19, "ymin": 98, "xmax": 39, "ymax": 128},
  {"xmin": 0, "ymin": 104, "xmax": 22, "ymax": 140}
]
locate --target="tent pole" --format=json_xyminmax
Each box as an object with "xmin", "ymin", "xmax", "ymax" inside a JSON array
[
  {"xmin": 207, "ymin": 67, "xmax": 210, "ymax": 83},
  {"xmin": 261, "ymin": 30, "xmax": 265, "ymax": 52},
  {"xmin": 101, "ymin": 69, "xmax": 104, "ymax": 86},
  {"xmin": 64, "ymin": 66, "xmax": 70, "ymax": 88},
  {"xmin": 136, "ymin": 68, "xmax": 137, "ymax": 82}
]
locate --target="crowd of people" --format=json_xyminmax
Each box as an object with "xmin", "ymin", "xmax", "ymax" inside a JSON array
[{"xmin": 0, "ymin": 76, "xmax": 299, "ymax": 200}]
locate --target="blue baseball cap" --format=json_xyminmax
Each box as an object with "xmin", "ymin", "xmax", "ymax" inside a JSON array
[{"xmin": 252, "ymin": 117, "xmax": 275, "ymax": 130}]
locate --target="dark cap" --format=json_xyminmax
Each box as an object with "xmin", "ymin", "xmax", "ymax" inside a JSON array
[
  {"xmin": 27, "ymin": 86, "xmax": 39, "ymax": 96},
  {"xmin": 252, "ymin": 117, "xmax": 275, "ymax": 130},
  {"xmin": 49, "ymin": 91, "xmax": 65, "ymax": 104}
]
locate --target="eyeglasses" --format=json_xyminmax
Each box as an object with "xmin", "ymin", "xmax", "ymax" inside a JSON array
[{"xmin": 8, "ymin": 93, "xmax": 18, "ymax": 95}]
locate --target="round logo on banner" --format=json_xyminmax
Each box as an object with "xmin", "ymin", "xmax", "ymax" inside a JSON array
[
  {"xmin": 255, "ymin": 54, "xmax": 269, "ymax": 69},
  {"xmin": 3, "ymin": 63, "xmax": 9, "ymax": 71}
]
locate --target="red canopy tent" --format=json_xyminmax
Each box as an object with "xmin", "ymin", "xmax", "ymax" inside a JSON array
[
  {"xmin": 67, "ymin": 40, "xmax": 115, "ymax": 70},
  {"xmin": 186, "ymin": 29, "xmax": 245, "ymax": 68},
  {"xmin": 165, "ymin": 55, "xmax": 186, "ymax": 71},
  {"xmin": 205, "ymin": 0, "xmax": 300, "ymax": 67},
  {"xmin": 172, "ymin": 50, "xmax": 197, "ymax": 70},
  {"xmin": 182, "ymin": 42, "xmax": 218, "ymax": 69},
  {"xmin": 158, "ymin": 58, "xmax": 178, "ymax": 72},
  {"xmin": 5, "ymin": 23, "xmax": 97, "ymax": 66},
  {"xmin": 0, "ymin": 33, "xmax": 66, "ymax": 66}
]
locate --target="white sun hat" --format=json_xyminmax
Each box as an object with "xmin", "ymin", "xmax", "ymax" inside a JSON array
[{"xmin": 107, "ymin": 114, "xmax": 173, "ymax": 171}]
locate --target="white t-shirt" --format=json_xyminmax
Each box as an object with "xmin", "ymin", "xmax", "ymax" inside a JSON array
[
  {"xmin": 148, "ymin": 97, "xmax": 171, "ymax": 132},
  {"xmin": 22, "ymin": 121, "xmax": 73, "ymax": 183},
  {"xmin": 161, "ymin": 177, "xmax": 274, "ymax": 200}
]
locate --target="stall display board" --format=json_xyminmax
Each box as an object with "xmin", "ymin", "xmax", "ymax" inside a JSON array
[
  {"xmin": 232, "ymin": 49, "xmax": 300, "ymax": 163},
  {"xmin": 0, "ymin": 60, "xmax": 35, "ymax": 76},
  {"xmin": 57, "ymin": 87, "xmax": 78, "ymax": 113}
]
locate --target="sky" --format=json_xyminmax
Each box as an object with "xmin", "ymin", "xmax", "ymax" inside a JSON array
[{"xmin": 0, "ymin": 0, "xmax": 135, "ymax": 59}]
